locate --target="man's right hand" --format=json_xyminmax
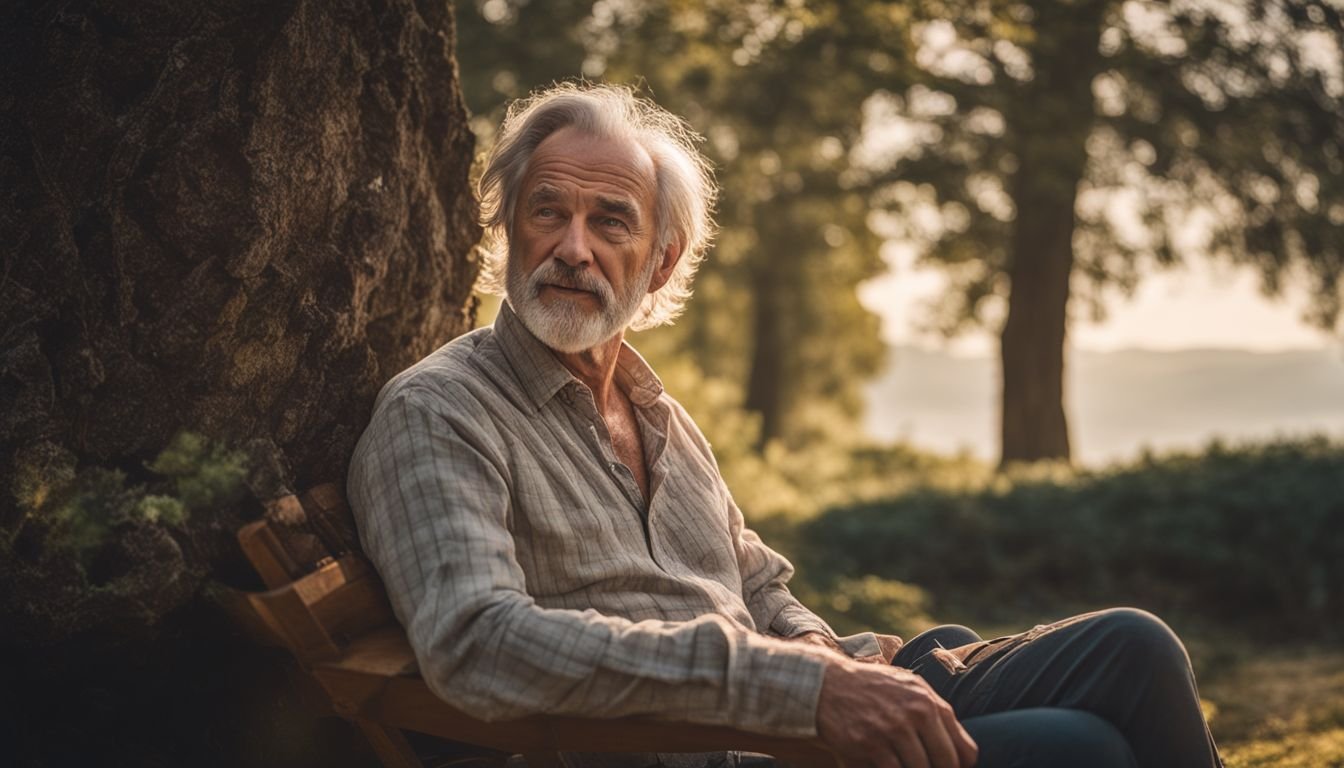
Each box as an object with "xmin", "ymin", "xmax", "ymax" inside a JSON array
[{"xmin": 816, "ymin": 657, "xmax": 978, "ymax": 768}]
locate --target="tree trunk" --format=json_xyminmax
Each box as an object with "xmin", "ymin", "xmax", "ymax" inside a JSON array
[
  {"xmin": 998, "ymin": 2, "xmax": 1106, "ymax": 467},
  {"xmin": 999, "ymin": 167, "xmax": 1081, "ymax": 465},
  {"xmin": 745, "ymin": 262, "xmax": 786, "ymax": 447},
  {"xmin": 0, "ymin": 0, "xmax": 478, "ymax": 762}
]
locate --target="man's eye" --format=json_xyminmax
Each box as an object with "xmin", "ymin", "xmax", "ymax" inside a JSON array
[
  {"xmin": 601, "ymin": 217, "xmax": 627, "ymax": 229},
  {"xmin": 536, "ymin": 207, "xmax": 557, "ymax": 218}
]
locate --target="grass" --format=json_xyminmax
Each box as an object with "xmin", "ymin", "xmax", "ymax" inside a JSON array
[{"xmin": 1200, "ymin": 642, "xmax": 1344, "ymax": 767}]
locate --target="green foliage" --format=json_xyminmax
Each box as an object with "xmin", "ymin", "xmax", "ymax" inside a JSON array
[
  {"xmin": 821, "ymin": 575, "xmax": 938, "ymax": 639},
  {"xmin": 8, "ymin": 432, "xmax": 247, "ymax": 567},
  {"xmin": 50, "ymin": 467, "xmax": 139, "ymax": 558},
  {"xmin": 650, "ymin": 349, "xmax": 994, "ymax": 524},
  {"xmin": 134, "ymin": 495, "xmax": 189, "ymax": 527},
  {"xmin": 798, "ymin": 436, "xmax": 1344, "ymax": 639},
  {"xmin": 147, "ymin": 431, "xmax": 248, "ymax": 511},
  {"xmin": 647, "ymin": 355, "xmax": 813, "ymax": 519},
  {"xmin": 10, "ymin": 442, "xmax": 77, "ymax": 518},
  {"xmin": 11, "ymin": 448, "xmax": 144, "ymax": 559},
  {"xmin": 610, "ymin": 1, "xmax": 895, "ymax": 446}
]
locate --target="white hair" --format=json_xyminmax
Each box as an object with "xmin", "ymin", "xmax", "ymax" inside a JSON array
[{"xmin": 476, "ymin": 82, "xmax": 718, "ymax": 330}]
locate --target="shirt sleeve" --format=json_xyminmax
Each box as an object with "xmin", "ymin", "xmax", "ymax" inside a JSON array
[
  {"xmin": 347, "ymin": 387, "xmax": 831, "ymax": 737},
  {"xmin": 726, "ymin": 489, "xmax": 841, "ymax": 641}
]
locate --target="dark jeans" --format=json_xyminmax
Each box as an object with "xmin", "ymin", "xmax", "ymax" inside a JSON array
[{"xmin": 887, "ymin": 608, "xmax": 1223, "ymax": 768}]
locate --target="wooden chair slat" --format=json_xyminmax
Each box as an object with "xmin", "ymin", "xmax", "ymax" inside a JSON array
[
  {"xmin": 312, "ymin": 662, "xmax": 835, "ymax": 763},
  {"xmin": 310, "ymin": 569, "xmax": 397, "ymax": 642},
  {"xmin": 311, "ymin": 665, "xmax": 558, "ymax": 753},
  {"xmin": 291, "ymin": 557, "xmax": 365, "ymax": 604},
  {"xmin": 320, "ymin": 626, "xmax": 419, "ymax": 678},
  {"xmin": 262, "ymin": 492, "xmax": 340, "ymax": 572},
  {"xmin": 301, "ymin": 482, "xmax": 362, "ymax": 556},
  {"xmin": 247, "ymin": 585, "xmax": 343, "ymax": 662},
  {"xmin": 238, "ymin": 520, "xmax": 303, "ymax": 589}
]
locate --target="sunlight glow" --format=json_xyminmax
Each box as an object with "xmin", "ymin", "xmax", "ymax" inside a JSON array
[{"xmin": 858, "ymin": 243, "xmax": 1337, "ymax": 356}]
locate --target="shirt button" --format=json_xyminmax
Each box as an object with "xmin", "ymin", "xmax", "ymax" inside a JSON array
[{"xmin": 609, "ymin": 462, "xmax": 621, "ymax": 473}]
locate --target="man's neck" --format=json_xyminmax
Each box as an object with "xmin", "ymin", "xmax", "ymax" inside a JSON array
[{"xmin": 554, "ymin": 333, "xmax": 626, "ymax": 414}]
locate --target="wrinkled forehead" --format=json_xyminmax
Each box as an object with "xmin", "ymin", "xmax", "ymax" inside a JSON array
[{"xmin": 522, "ymin": 126, "xmax": 659, "ymax": 208}]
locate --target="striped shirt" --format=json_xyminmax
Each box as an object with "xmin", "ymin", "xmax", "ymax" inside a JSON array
[{"xmin": 348, "ymin": 301, "xmax": 883, "ymax": 743}]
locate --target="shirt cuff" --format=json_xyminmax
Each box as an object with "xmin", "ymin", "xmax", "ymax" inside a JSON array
[{"xmin": 769, "ymin": 603, "xmax": 839, "ymax": 640}]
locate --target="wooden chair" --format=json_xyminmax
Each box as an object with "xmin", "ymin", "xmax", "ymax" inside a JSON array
[{"xmin": 222, "ymin": 482, "xmax": 838, "ymax": 768}]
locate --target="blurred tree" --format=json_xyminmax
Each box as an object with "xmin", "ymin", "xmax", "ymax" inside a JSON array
[
  {"xmin": 862, "ymin": 0, "xmax": 1344, "ymax": 465},
  {"xmin": 456, "ymin": 0, "xmax": 898, "ymax": 447},
  {"xmin": 454, "ymin": 0, "xmax": 594, "ymax": 139},
  {"xmin": 609, "ymin": 1, "xmax": 896, "ymax": 446}
]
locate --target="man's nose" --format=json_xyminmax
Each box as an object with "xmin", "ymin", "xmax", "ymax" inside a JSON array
[{"xmin": 551, "ymin": 217, "xmax": 593, "ymax": 268}]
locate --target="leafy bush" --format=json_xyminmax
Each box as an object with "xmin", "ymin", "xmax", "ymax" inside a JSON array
[
  {"xmin": 8, "ymin": 432, "xmax": 247, "ymax": 567},
  {"xmin": 821, "ymin": 575, "xmax": 939, "ymax": 638},
  {"xmin": 135, "ymin": 495, "xmax": 190, "ymax": 526},
  {"xmin": 147, "ymin": 432, "xmax": 249, "ymax": 511},
  {"xmin": 652, "ymin": 355, "xmax": 995, "ymax": 523},
  {"xmin": 797, "ymin": 437, "xmax": 1344, "ymax": 639}
]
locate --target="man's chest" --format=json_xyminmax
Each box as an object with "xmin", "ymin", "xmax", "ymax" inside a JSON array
[
  {"xmin": 497, "ymin": 411, "xmax": 746, "ymax": 621},
  {"xmin": 605, "ymin": 396, "xmax": 650, "ymax": 503}
]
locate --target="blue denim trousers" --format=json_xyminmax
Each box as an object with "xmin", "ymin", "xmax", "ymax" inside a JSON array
[{"xmin": 886, "ymin": 607, "xmax": 1224, "ymax": 768}]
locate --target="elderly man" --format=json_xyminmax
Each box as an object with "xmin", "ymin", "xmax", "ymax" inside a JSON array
[{"xmin": 348, "ymin": 83, "xmax": 1222, "ymax": 768}]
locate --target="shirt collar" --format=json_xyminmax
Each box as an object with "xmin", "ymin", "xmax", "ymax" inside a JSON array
[{"xmin": 494, "ymin": 300, "xmax": 666, "ymax": 412}]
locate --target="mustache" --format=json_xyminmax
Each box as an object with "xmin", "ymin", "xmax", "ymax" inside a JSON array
[{"xmin": 528, "ymin": 261, "xmax": 612, "ymax": 303}]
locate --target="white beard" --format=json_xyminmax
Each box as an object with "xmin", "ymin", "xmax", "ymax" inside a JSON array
[{"xmin": 507, "ymin": 251, "xmax": 657, "ymax": 353}]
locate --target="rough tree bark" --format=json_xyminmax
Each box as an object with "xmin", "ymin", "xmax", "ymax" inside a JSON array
[
  {"xmin": 998, "ymin": 3, "xmax": 1106, "ymax": 467},
  {"xmin": 0, "ymin": 0, "xmax": 479, "ymax": 762}
]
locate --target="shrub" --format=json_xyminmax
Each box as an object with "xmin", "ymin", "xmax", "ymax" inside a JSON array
[
  {"xmin": 798, "ymin": 437, "xmax": 1344, "ymax": 639},
  {"xmin": 8, "ymin": 432, "xmax": 247, "ymax": 568},
  {"xmin": 822, "ymin": 575, "xmax": 938, "ymax": 638},
  {"xmin": 146, "ymin": 432, "xmax": 248, "ymax": 511}
]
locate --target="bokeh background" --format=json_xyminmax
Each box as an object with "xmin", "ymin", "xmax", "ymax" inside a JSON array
[{"xmin": 456, "ymin": 2, "xmax": 1344, "ymax": 764}]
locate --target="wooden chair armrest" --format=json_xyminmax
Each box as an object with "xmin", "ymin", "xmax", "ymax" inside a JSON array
[
  {"xmin": 310, "ymin": 629, "xmax": 837, "ymax": 766},
  {"xmin": 236, "ymin": 556, "xmax": 396, "ymax": 662}
]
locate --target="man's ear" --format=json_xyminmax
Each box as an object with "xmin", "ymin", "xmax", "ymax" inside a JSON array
[{"xmin": 646, "ymin": 238, "xmax": 684, "ymax": 294}]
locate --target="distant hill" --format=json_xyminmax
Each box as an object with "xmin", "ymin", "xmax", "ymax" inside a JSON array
[{"xmin": 864, "ymin": 345, "xmax": 1344, "ymax": 465}]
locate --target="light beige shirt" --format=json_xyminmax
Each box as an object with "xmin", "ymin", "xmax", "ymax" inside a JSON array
[{"xmin": 348, "ymin": 302, "xmax": 882, "ymax": 740}]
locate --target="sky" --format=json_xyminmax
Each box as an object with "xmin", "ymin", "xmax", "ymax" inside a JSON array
[{"xmin": 858, "ymin": 240, "xmax": 1339, "ymax": 357}]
